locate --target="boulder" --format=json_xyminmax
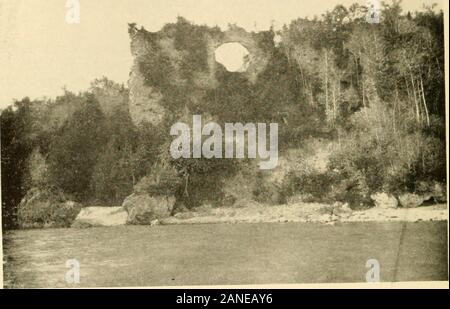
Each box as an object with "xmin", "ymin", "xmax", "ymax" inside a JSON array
[
  {"xmin": 398, "ymin": 193, "xmax": 426, "ymax": 208},
  {"xmin": 17, "ymin": 187, "xmax": 81, "ymax": 228},
  {"xmin": 332, "ymin": 202, "xmax": 352, "ymax": 217},
  {"xmin": 122, "ymin": 193, "xmax": 175, "ymax": 225},
  {"xmin": 53, "ymin": 201, "xmax": 83, "ymax": 225},
  {"xmin": 72, "ymin": 207, "xmax": 128, "ymax": 228},
  {"xmin": 370, "ymin": 192, "xmax": 398, "ymax": 209},
  {"xmin": 431, "ymin": 182, "xmax": 446, "ymax": 203}
]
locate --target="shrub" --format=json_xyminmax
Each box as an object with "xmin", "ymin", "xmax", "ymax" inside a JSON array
[
  {"xmin": 134, "ymin": 163, "xmax": 181, "ymax": 197},
  {"xmin": 282, "ymin": 168, "xmax": 336, "ymax": 204},
  {"xmin": 17, "ymin": 187, "xmax": 81, "ymax": 228},
  {"xmin": 222, "ymin": 162, "xmax": 258, "ymax": 206},
  {"xmin": 169, "ymin": 156, "xmax": 239, "ymax": 208},
  {"xmin": 253, "ymin": 177, "xmax": 286, "ymax": 205},
  {"xmin": 327, "ymin": 104, "xmax": 446, "ymax": 205}
]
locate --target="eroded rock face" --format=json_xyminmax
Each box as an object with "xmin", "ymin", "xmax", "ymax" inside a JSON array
[
  {"xmin": 398, "ymin": 193, "xmax": 427, "ymax": 208},
  {"xmin": 126, "ymin": 20, "xmax": 291, "ymax": 208},
  {"xmin": 370, "ymin": 192, "xmax": 398, "ymax": 209},
  {"xmin": 128, "ymin": 30, "xmax": 167, "ymax": 125},
  {"xmin": 431, "ymin": 182, "xmax": 446, "ymax": 203},
  {"xmin": 127, "ymin": 22, "xmax": 271, "ymax": 126},
  {"xmin": 122, "ymin": 193, "xmax": 176, "ymax": 225}
]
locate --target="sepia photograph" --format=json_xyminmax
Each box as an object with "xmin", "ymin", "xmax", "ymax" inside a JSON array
[{"xmin": 0, "ymin": 0, "xmax": 448, "ymax": 289}]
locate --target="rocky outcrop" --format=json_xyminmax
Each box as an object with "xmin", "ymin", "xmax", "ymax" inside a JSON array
[
  {"xmin": 127, "ymin": 22, "xmax": 271, "ymax": 127},
  {"xmin": 397, "ymin": 182, "xmax": 446, "ymax": 208},
  {"xmin": 398, "ymin": 193, "xmax": 428, "ymax": 208},
  {"xmin": 72, "ymin": 207, "xmax": 128, "ymax": 228},
  {"xmin": 332, "ymin": 202, "xmax": 352, "ymax": 218},
  {"xmin": 370, "ymin": 192, "xmax": 398, "ymax": 209},
  {"xmin": 17, "ymin": 187, "xmax": 81, "ymax": 228},
  {"xmin": 122, "ymin": 193, "xmax": 176, "ymax": 225},
  {"xmin": 128, "ymin": 31, "xmax": 166, "ymax": 125},
  {"xmin": 430, "ymin": 182, "xmax": 446, "ymax": 203}
]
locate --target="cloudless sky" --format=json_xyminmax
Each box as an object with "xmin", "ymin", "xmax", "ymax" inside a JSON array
[{"xmin": 0, "ymin": 0, "xmax": 445, "ymax": 108}]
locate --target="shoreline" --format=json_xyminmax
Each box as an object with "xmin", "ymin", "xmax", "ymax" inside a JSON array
[
  {"xmin": 8, "ymin": 203, "xmax": 448, "ymax": 230},
  {"xmin": 159, "ymin": 203, "xmax": 448, "ymax": 226}
]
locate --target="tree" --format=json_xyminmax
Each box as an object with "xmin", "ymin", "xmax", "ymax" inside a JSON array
[
  {"xmin": 90, "ymin": 77, "xmax": 129, "ymax": 116},
  {"xmin": 90, "ymin": 107, "xmax": 139, "ymax": 205},
  {"xmin": 1, "ymin": 99, "xmax": 36, "ymax": 228},
  {"xmin": 47, "ymin": 94, "xmax": 108, "ymax": 202}
]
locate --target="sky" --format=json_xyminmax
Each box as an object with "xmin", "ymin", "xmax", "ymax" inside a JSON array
[{"xmin": 0, "ymin": 0, "xmax": 446, "ymax": 108}]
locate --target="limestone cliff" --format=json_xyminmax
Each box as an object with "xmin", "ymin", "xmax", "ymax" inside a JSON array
[
  {"xmin": 127, "ymin": 19, "xmax": 273, "ymax": 126},
  {"xmin": 125, "ymin": 18, "xmax": 314, "ymax": 207}
]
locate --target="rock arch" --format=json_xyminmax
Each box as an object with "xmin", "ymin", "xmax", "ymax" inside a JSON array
[{"xmin": 128, "ymin": 23, "xmax": 271, "ymax": 126}]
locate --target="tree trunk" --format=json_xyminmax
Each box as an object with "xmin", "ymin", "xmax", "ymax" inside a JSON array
[
  {"xmin": 419, "ymin": 76, "xmax": 430, "ymax": 126},
  {"xmin": 325, "ymin": 50, "xmax": 329, "ymax": 119},
  {"xmin": 409, "ymin": 70, "xmax": 421, "ymax": 124},
  {"xmin": 362, "ymin": 78, "xmax": 369, "ymax": 122},
  {"xmin": 332, "ymin": 84, "xmax": 336, "ymax": 120},
  {"xmin": 393, "ymin": 86, "xmax": 398, "ymax": 134},
  {"xmin": 337, "ymin": 76, "xmax": 341, "ymax": 118}
]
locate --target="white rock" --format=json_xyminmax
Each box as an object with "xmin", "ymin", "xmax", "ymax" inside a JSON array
[
  {"xmin": 150, "ymin": 219, "xmax": 160, "ymax": 226},
  {"xmin": 370, "ymin": 192, "xmax": 398, "ymax": 209},
  {"xmin": 333, "ymin": 202, "xmax": 352, "ymax": 217},
  {"xmin": 72, "ymin": 206, "xmax": 127, "ymax": 227}
]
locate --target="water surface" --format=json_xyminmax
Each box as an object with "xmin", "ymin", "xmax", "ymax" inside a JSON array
[{"xmin": 3, "ymin": 221, "xmax": 448, "ymax": 287}]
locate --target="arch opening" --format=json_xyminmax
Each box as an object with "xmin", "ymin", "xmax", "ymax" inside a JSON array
[{"xmin": 214, "ymin": 42, "xmax": 250, "ymax": 72}]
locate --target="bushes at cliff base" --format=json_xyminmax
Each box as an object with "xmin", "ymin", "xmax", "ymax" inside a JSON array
[{"xmin": 17, "ymin": 187, "xmax": 81, "ymax": 228}]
